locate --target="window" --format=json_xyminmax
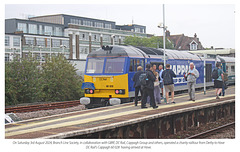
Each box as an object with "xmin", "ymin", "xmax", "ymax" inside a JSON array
[
  {"xmin": 46, "ymin": 38, "xmax": 51, "ymax": 47},
  {"xmin": 231, "ymin": 66, "xmax": 235, "ymax": 72},
  {"xmin": 114, "ymin": 36, "xmax": 119, "ymax": 43},
  {"xmin": 129, "ymin": 59, "xmax": 144, "ymax": 72},
  {"xmin": 52, "ymin": 39, "xmax": 60, "ymax": 48},
  {"xmin": 5, "ymin": 54, "xmax": 10, "ymax": 62},
  {"xmin": 105, "ymin": 24, "xmax": 112, "ymax": 29},
  {"xmin": 86, "ymin": 58, "xmax": 105, "ymax": 73},
  {"xmin": 95, "ymin": 22, "xmax": 104, "ymax": 28},
  {"xmin": 79, "ymin": 32, "xmax": 89, "ymax": 41},
  {"xmin": 17, "ymin": 23, "xmax": 27, "ymax": 33},
  {"xmin": 36, "ymin": 38, "xmax": 45, "ymax": 47},
  {"xmin": 135, "ymin": 28, "xmax": 141, "ymax": 33},
  {"xmin": 39, "ymin": 25, "xmax": 43, "ymax": 35},
  {"xmin": 83, "ymin": 20, "xmax": 93, "ymax": 27},
  {"xmin": 226, "ymin": 66, "xmax": 228, "ymax": 72},
  {"xmin": 62, "ymin": 40, "xmax": 69, "ymax": 48},
  {"xmin": 5, "ymin": 36, "xmax": 10, "ymax": 46},
  {"xmin": 25, "ymin": 37, "xmax": 34, "ymax": 45},
  {"xmin": 105, "ymin": 58, "xmax": 125, "ymax": 73},
  {"xmin": 55, "ymin": 27, "xmax": 62, "ymax": 36},
  {"xmin": 190, "ymin": 41, "xmax": 198, "ymax": 50},
  {"xmin": 13, "ymin": 37, "xmax": 20, "ymax": 47},
  {"xmin": 80, "ymin": 46, "xmax": 89, "ymax": 54},
  {"xmin": 44, "ymin": 26, "xmax": 53, "ymax": 35},
  {"xmin": 129, "ymin": 59, "xmax": 134, "ymax": 72},
  {"xmin": 121, "ymin": 36, "xmax": 125, "ymax": 43},
  {"xmin": 92, "ymin": 33, "xmax": 100, "ymax": 42},
  {"xmin": 28, "ymin": 24, "xmax": 37, "ymax": 34},
  {"xmin": 103, "ymin": 34, "xmax": 111, "ymax": 42}
]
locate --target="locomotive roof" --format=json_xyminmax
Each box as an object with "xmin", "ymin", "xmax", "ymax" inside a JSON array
[
  {"xmin": 218, "ymin": 56, "xmax": 235, "ymax": 63},
  {"xmin": 87, "ymin": 45, "xmax": 147, "ymax": 58},
  {"xmin": 87, "ymin": 45, "xmax": 202, "ymax": 60}
]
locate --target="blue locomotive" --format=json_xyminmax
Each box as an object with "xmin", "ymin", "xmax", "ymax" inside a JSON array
[{"xmin": 81, "ymin": 45, "xmax": 234, "ymax": 107}]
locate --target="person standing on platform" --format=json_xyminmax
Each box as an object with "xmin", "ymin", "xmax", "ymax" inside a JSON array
[
  {"xmin": 132, "ymin": 66, "xmax": 144, "ymax": 106},
  {"xmin": 213, "ymin": 63, "xmax": 224, "ymax": 99},
  {"xmin": 158, "ymin": 65, "xmax": 164, "ymax": 97},
  {"xmin": 186, "ymin": 62, "xmax": 199, "ymax": 101},
  {"xmin": 153, "ymin": 71, "xmax": 161, "ymax": 104},
  {"xmin": 140, "ymin": 64, "xmax": 158, "ymax": 109},
  {"xmin": 161, "ymin": 64, "xmax": 176, "ymax": 104}
]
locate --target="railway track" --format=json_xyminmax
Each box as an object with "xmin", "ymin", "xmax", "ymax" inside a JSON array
[
  {"xmin": 186, "ymin": 122, "xmax": 235, "ymax": 139},
  {"xmin": 5, "ymin": 100, "xmax": 81, "ymax": 113}
]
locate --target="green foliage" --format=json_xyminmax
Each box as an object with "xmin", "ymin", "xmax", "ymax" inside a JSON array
[
  {"xmin": 5, "ymin": 55, "xmax": 84, "ymax": 106},
  {"xmin": 123, "ymin": 36, "xmax": 174, "ymax": 49}
]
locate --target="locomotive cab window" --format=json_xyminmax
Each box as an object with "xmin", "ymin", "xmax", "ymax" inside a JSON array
[
  {"xmin": 86, "ymin": 58, "xmax": 104, "ymax": 73},
  {"xmin": 129, "ymin": 59, "xmax": 144, "ymax": 72},
  {"xmin": 105, "ymin": 58, "xmax": 125, "ymax": 73}
]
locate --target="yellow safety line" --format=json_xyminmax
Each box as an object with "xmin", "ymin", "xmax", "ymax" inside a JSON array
[
  {"xmin": 5, "ymin": 94, "xmax": 234, "ymax": 137},
  {"xmin": 5, "ymin": 88, "xmax": 233, "ymax": 132}
]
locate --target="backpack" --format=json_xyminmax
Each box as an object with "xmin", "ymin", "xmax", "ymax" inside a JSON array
[
  {"xmin": 212, "ymin": 68, "xmax": 219, "ymax": 80},
  {"xmin": 163, "ymin": 70, "xmax": 172, "ymax": 85},
  {"xmin": 139, "ymin": 72, "xmax": 148, "ymax": 86}
]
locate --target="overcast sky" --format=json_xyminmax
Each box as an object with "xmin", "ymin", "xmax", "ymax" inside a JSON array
[{"xmin": 5, "ymin": 4, "xmax": 235, "ymax": 49}]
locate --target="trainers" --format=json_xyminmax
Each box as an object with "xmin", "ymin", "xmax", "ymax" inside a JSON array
[
  {"xmin": 153, "ymin": 106, "xmax": 158, "ymax": 109},
  {"xmin": 141, "ymin": 106, "xmax": 148, "ymax": 109},
  {"xmin": 216, "ymin": 95, "xmax": 220, "ymax": 99}
]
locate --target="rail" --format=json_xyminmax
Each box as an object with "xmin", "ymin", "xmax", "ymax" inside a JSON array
[
  {"xmin": 5, "ymin": 100, "xmax": 81, "ymax": 113},
  {"xmin": 186, "ymin": 122, "xmax": 235, "ymax": 139}
]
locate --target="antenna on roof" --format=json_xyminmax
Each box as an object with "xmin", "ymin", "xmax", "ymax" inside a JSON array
[{"xmin": 132, "ymin": 16, "xmax": 134, "ymax": 25}]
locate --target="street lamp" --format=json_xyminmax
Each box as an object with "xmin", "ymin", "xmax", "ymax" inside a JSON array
[{"xmin": 158, "ymin": 4, "xmax": 167, "ymax": 103}]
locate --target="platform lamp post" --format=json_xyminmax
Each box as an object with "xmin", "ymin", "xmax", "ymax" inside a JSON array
[{"xmin": 158, "ymin": 4, "xmax": 167, "ymax": 103}]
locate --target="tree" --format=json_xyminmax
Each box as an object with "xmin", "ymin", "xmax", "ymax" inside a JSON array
[
  {"xmin": 123, "ymin": 36, "xmax": 174, "ymax": 49},
  {"xmin": 41, "ymin": 55, "xmax": 84, "ymax": 102},
  {"xmin": 5, "ymin": 55, "xmax": 84, "ymax": 106},
  {"xmin": 5, "ymin": 57, "xmax": 43, "ymax": 105}
]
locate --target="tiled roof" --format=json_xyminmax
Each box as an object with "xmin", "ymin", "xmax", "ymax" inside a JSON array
[{"xmin": 160, "ymin": 31, "xmax": 204, "ymax": 50}]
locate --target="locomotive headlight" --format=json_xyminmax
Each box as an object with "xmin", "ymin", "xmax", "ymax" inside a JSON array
[
  {"xmin": 115, "ymin": 89, "xmax": 125, "ymax": 94},
  {"xmin": 85, "ymin": 89, "xmax": 94, "ymax": 94}
]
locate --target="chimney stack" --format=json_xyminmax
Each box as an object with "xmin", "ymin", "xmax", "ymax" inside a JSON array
[{"xmin": 194, "ymin": 33, "xmax": 197, "ymax": 38}]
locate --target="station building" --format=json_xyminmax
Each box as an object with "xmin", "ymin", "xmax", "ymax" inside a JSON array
[{"xmin": 5, "ymin": 14, "xmax": 148, "ymax": 62}]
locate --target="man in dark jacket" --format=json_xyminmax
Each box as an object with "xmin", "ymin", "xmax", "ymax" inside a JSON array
[
  {"xmin": 133, "ymin": 66, "xmax": 144, "ymax": 106},
  {"xmin": 141, "ymin": 64, "xmax": 158, "ymax": 109},
  {"xmin": 161, "ymin": 64, "xmax": 176, "ymax": 104}
]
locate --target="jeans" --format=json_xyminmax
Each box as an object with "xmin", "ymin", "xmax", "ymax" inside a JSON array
[
  {"xmin": 187, "ymin": 82, "xmax": 196, "ymax": 100},
  {"xmin": 141, "ymin": 88, "xmax": 156, "ymax": 107},
  {"xmin": 134, "ymin": 86, "xmax": 143, "ymax": 105}
]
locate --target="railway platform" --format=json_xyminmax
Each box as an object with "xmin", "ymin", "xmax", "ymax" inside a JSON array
[{"xmin": 5, "ymin": 86, "xmax": 235, "ymax": 139}]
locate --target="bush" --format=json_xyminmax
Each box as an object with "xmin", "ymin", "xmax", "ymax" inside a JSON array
[{"xmin": 5, "ymin": 55, "xmax": 84, "ymax": 106}]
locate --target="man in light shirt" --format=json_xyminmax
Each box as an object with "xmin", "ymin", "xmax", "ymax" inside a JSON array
[{"xmin": 186, "ymin": 62, "xmax": 199, "ymax": 101}]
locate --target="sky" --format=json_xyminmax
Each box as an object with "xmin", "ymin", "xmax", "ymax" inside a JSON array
[{"xmin": 5, "ymin": 4, "xmax": 235, "ymax": 49}]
